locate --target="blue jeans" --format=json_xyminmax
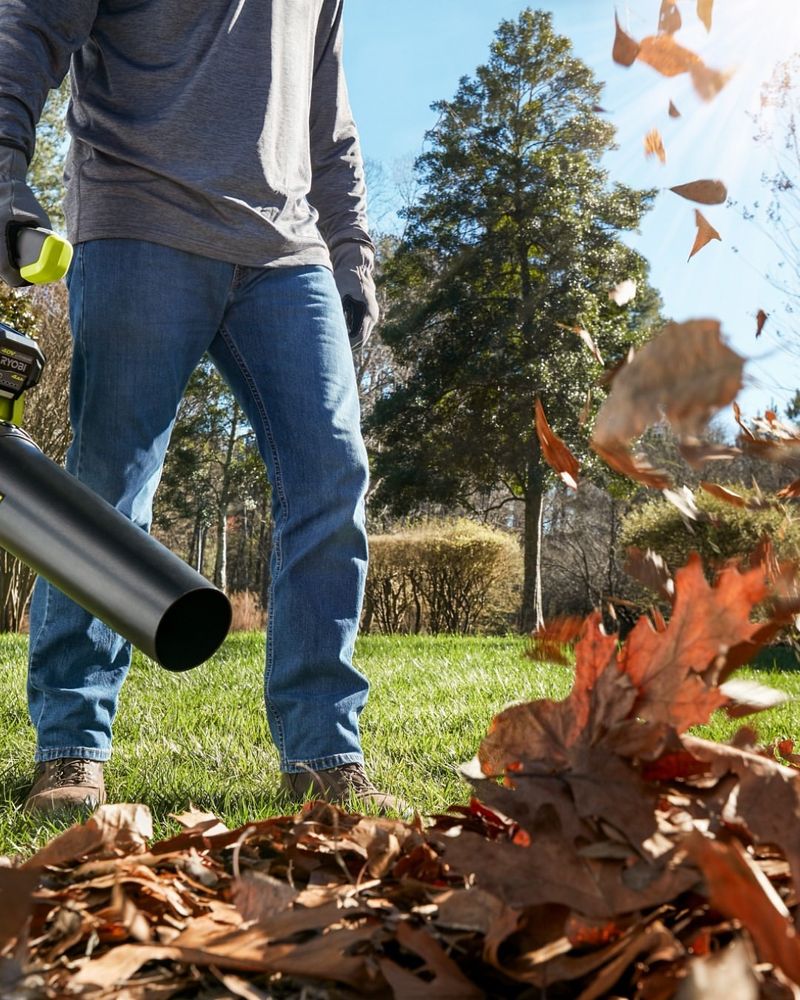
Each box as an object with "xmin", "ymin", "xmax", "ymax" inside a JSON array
[{"xmin": 27, "ymin": 240, "xmax": 370, "ymax": 773}]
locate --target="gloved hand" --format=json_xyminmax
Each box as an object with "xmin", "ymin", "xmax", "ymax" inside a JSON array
[
  {"xmin": 0, "ymin": 145, "xmax": 51, "ymax": 288},
  {"xmin": 330, "ymin": 241, "xmax": 379, "ymax": 352}
]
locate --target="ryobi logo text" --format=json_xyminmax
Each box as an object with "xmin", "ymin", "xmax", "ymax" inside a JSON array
[{"xmin": 0, "ymin": 355, "xmax": 29, "ymax": 373}]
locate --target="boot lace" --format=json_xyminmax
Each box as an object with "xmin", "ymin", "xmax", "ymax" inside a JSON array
[
  {"xmin": 336, "ymin": 764, "xmax": 377, "ymax": 795},
  {"xmin": 53, "ymin": 758, "xmax": 94, "ymax": 787}
]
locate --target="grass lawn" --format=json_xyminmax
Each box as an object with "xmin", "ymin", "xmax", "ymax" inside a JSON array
[{"xmin": 0, "ymin": 632, "xmax": 797, "ymax": 856}]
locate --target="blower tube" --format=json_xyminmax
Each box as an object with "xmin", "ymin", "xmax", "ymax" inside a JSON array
[{"xmin": 0, "ymin": 424, "xmax": 231, "ymax": 671}]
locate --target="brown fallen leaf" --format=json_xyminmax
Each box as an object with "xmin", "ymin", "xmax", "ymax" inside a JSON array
[
  {"xmin": 685, "ymin": 831, "xmax": 800, "ymax": 983},
  {"xmin": 379, "ymin": 920, "xmax": 484, "ymax": 999},
  {"xmin": 690, "ymin": 61, "xmax": 732, "ymax": 101},
  {"xmin": 678, "ymin": 940, "xmax": 760, "ymax": 1000},
  {"xmin": 535, "ymin": 397, "xmax": 579, "ymax": 491},
  {"xmin": 0, "ymin": 869, "xmax": 41, "ymax": 950},
  {"xmin": 777, "ymin": 478, "xmax": 800, "ymax": 499},
  {"xmin": 576, "ymin": 921, "xmax": 681, "ymax": 1000},
  {"xmin": 529, "ymin": 615, "xmax": 586, "ymax": 665},
  {"xmin": 668, "ymin": 99, "xmax": 681, "ymax": 118},
  {"xmin": 644, "ymin": 128, "xmax": 667, "ymax": 164},
  {"xmin": 592, "ymin": 319, "xmax": 743, "ymax": 464},
  {"xmin": 23, "ymin": 804, "xmax": 153, "ymax": 870},
  {"xmin": 623, "ymin": 546, "xmax": 675, "ymax": 603},
  {"xmin": 670, "ymin": 179, "xmax": 727, "ymax": 205},
  {"xmin": 637, "ymin": 34, "xmax": 729, "ymax": 101},
  {"xmin": 699, "ymin": 481, "xmax": 749, "ymax": 508},
  {"xmin": 233, "ymin": 871, "xmax": 299, "ymax": 924},
  {"xmin": 756, "ymin": 308, "xmax": 768, "ymax": 338},
  {"xmin": 170, "ymin": 807, "xmax": 229, "ymax": 837},
  {"xmin": 613, "ymin": 12, "xmax": 640, "ymax": 67},
  {"xmin": 556, "ymin": 321, "xmax": 604, "ymax": 365},
  {"xmin": 638, "ymin": 34, "xmax": 702, "ymax": 77},
  {"xmin": 697, "ymin": 0, "xmax": 714, "ymax": 31},
  {"xmin": 579, "ymin": 389, "xmax": 593, "ymax": 427},
  {"xmin": 595, "ymin": 442, "xmax": 672, "ymax": 489},
  {"xmin": 678, "ymin": 437, "xmax": 740, "ymax": 466},
  {"xmin": 689, "ymin": 210, "xmax": 722, "ymax": 260},
  {"xmin": 663, "ymin": 485, "xmax": 704, "ymax": 523},
  {"xmin": 658, "ymin": 1, "xmax": 682, "ymax": 34}
]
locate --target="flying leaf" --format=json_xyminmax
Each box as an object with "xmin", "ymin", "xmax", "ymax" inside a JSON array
[
  {"xmin": 658, "ymin": 1, "xmax": 682, "ymax": 34},
  {"xmin": 689, "ymin": 210, "xmax": 721, "ymax": 260},
  {"xmin": 623, "ymin": 546, "xmax": 675, "ymax": 603},
  {"xmin": 699, "ymin": 482, "xmax": 748, "ymax": 508},
  {"xmin": 777, "ymin": 478, "xmax": 800, "ymax": 499},
  {"xmin": 529, "ymin": 615, "xmax": 586, "ymax": 665},
  {"xmin": 719, "ymin": 678, "xmax": 792, "ymax": 718},
  {"xmin": 613, "ymin": 12, "xmax": 640, "ymax": 67},
  {"xmin": 592, "ymin": 319, "xmax": 744, "ymax": 465},
  {"xmin": 663, "ymin": 485, "xmax": 704, "ymax": 524},
  {"xmin": 678, "ymin": 438, "xmax": 740, "ymax": 466},
  {"xmin": 591, "ymin": 441, "xmax": 671, "ymax": 489},
  {"xmin": 535, "ymin": 398, "xmax": 579, "ymax": 491},
  {"xmin": 668, "ymin": 100, "xmax": 681, "ymax": 118},
  {"xmin": 670, "ymin": 179, "xmax": 727, "ymax": 205},
  {"xmin": 579, "ymin": 389, "xmax": 593, "ymax": 427},
  {"xmin": 556, "ymin": 321, "xmax": 604, "ymax": 365},
  {"xmin": 644, "ymin": 128, "xmax": 667, "ymax": 164},
  {"xmin": 691, "ymin": 63, "xmax": 732, "ymax": 101},
  {"xmin": 637, "ymin": 35, "xmax": 729, "ymax": 101},
  {"xmin": 618, "ymin": 556, "xmax": 768, "ymax": 729},
  {"xmin": 697, "ymin": 0, "xmax": 714, "ymax": 31},
  {"xmin": 609, "ymin": 279, "xmax": 637, "ymax": 306},
  {"xmin": 756, "ymin": 309, "xmax": 768, "ymax": 338},
  {"xmin": 638, "ymin": 35, "xmax": 702, "ymax": 77}
]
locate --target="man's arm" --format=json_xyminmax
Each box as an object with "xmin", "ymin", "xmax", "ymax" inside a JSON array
[
  {"xmin": 0, "ymin": 0, "xmax": 98, "ymax": 160},
  {"xmin": 309, "ymin": 0, "xmax": 378, "ymax": 351},
  {"xmin": 0, "ymin": 1, "xmax": 97, "ymax": 285}
]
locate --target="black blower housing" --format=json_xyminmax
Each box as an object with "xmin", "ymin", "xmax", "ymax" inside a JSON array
[{"xmin": 0, "ymin": 424, "xmax": 231, "ymax": 670}]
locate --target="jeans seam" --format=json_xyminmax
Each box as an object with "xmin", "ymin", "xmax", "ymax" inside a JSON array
[
  {"xmin": 73, "ymin": 245, "xmax": 89, "ymax": 481},
  {"xmin": 30, "ymin": 582, "xmax": 52, "ymax": 736},
  {"xmin": 35, "ymin": 747, "xmax": 111, "ymax": 763},
  {"xmin": 282, "ymin": 751, "xmax": 365, "ymax": 773},
  {"xmin": 217, "ymin": 322, "xmax": 288, "ymax": 757}
]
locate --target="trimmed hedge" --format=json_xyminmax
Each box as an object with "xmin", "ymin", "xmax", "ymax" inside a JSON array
[
  {"xmin": 619, "ymin": 487, "xmax": 800, "ymax": 572},
  {"xmin": 362, "ymin": 519, "xmax": 522, "ymax": 635}
]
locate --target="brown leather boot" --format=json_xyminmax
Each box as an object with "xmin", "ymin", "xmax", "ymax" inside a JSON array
[
  {"xmin": 281, "ymin": 763, "xmax": 410, "ymax": 817},
  {"xmin": 24, "ymin": 758, "xmax": 106, "ymax": 815}
]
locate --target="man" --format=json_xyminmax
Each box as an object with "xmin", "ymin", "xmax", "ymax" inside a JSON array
[{"xmin": 0, "ymin": 1, "xmax": 399, "ymax": 814}]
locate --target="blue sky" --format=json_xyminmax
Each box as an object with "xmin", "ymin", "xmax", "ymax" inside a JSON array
[{"xmin": 342, "ymin": 0, "xmax": 800, "ymax": 425}]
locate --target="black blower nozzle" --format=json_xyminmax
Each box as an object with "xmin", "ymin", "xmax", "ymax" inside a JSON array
[{"xmin": 0, "ymin": 424, "xmax": 231, "ymax": 671}]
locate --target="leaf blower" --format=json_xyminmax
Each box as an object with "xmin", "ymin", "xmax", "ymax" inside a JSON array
[{"xmin": 0, "ymin": 226, "xmax": 232, "ymax": 670}]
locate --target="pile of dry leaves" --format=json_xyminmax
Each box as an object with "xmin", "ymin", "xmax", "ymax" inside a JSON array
[
  {"xmin": 4, "ymin": 1, "xmax": 800, "ymax": 996},
  {"xmin": 2, "ymin": 552, "xmax": 800, "ymax": 998}
]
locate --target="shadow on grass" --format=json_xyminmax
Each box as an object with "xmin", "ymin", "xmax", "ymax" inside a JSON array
[
  {"xmin": 749, "ymin": 646, "xmax": 800, "ymax": 672},
  {"xmin": 0, "ymin": 764, "xmax": 33, "ymax": 809}
]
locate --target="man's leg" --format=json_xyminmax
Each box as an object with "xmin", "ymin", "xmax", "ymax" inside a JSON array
[
  {"xmin": 207, "ymin": 264, "xmax": 400, "ymax": 810},
  {"xmin": 26, "ymin": 240, "xmax": 232, "ymax": 811}
]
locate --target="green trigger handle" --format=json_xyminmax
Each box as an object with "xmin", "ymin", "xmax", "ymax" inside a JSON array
[{"xmin": 16, "ymin": 226, "xmax": 74, "ymax": 285}]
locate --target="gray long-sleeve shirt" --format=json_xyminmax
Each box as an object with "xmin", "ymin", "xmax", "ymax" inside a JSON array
[{"xmin": 0, "ymin": 0, "xmax": 372, "ymax": 267}]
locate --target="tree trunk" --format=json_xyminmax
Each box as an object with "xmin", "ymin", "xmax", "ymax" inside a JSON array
[
  {"xmin": 520, "ymin": 439, "xmax": 545, "ymax": 634},
  {"xmin": 213, "ymin": 411, "xmax": 239, "ymax": 591}
]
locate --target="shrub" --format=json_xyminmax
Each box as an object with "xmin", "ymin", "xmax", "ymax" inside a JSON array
[
  {"xmin": 227, "ymin": 590, "xmax": 266, "ymax": 632},
  {"xmin": 362, "ymin": 519, "xmax": 522, "ymax": 635},
  {"xmin": 619, "ymin": 488, "xmax": 800, "ymax": 572}
]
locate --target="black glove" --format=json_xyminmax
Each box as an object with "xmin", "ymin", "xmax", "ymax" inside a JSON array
[
  {"xmin": 0, "ymin": 145, "xmax": 51, "ymax": 288},
  {"xmin": 330, "ymin": 241, "xmax": 379, "ymax": 352}
]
